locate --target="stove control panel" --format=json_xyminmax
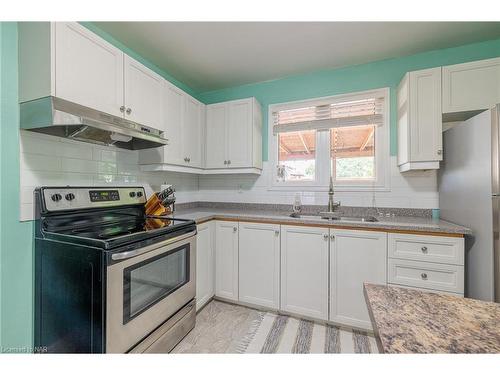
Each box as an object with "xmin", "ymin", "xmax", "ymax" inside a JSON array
[{"xmin": 42, "ymin": 187, "xmax": 147, "ymax": 212}]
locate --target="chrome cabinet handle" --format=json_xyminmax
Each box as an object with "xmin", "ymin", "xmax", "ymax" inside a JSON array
[
  {"xmin": 437, "ymin": 150, "xmax": 442, "ymax": 155},
  {"xmin": 330, "ymin": 234, "xmax": 335, "ymax": 241},
  {"xmin": 421, "ymin": 273, "xmax": 428, "ymax": 280},
  {"xmin": 119, "ymin": 105, "xmax": 125, "ymax": 113},
  {"xmin": 233, "ymin": 227, "xmax": 237, "ymax": 233},
  {"xmin": 184, "ymin": 157, "xmax": 188, "ymax": 162},
  {"xmin": 224, "ymin": 160, "xmax": 227, "ymax": 165},
  {"xmin": 421, "ymin": 246, "xmax": 428, "ymax": 253},
  {"xmin": 323, "ymin": 233, "xmax": 329, "ymax": 240},
  {"xmin": 274, "ymin": 230, "xmax": 279, "ymax": 236},
  {"xmin": 126, "ymin": 108, "xmax": 132, "ymax": 115},
  {"xmin": 227, "ymin": 160, "xmax": 231, "ymax": 165}
]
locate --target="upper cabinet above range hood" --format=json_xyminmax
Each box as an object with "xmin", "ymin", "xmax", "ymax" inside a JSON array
[
  {"xmin": 20, "ymin": 97, "xmax": 168, "ymax": 150},
  {"xmin": 18, "ymin": 22, "xmax": 168, "ymax": 151}
]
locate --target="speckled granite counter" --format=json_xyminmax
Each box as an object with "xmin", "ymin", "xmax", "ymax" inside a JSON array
[
  {"xmin": 363, "ymin": 283, "xmax": 500, "ymax": 353},
  {"xmin": 170, "ymin": 207, "xmax": 471, "ymax": 235}
]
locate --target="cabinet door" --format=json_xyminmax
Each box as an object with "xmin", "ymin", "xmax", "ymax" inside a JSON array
[
  {"xmin": 409, "ymin": 67, "xmax": 443, "ymax": 162},
  {"xmin": 227, "ymin": 99, "xmax": 253, "ymax": 168},
  {"xmin": 205, "ymin": 103, "xmax": 227, "ymax": 168},
  {"xmin": 124, "ymin": 55, "xmax": 164, "ymax": 130},
  {"xmin": 443, "ymin": 58, "xmax": 500, "ymax": 113},
  {"xmin": 239, "ymin": 222, "xmax": 280, "ymax": 309},
  {"xmin": 54, "ymin": 22, "xmax": 124, "ymax": 117},
  {"xmin": 330, "ymin": 229, "xmax": 387, "ymax": 330},
  {"xmin": 196, "ymin": 222, "xmax": 215, "ymax": 310},
  {"xmin": 183, "ymin": 96, "xmax": 203, "ymax": 168},
  {"xmin": 162, "ymin": 82, "xmax": 185, "ymax": 165},
  {"xmin": 280, "ymin": 225, "xmax": 329, "ymax": 320},
  {"xmin": 215, "ymin": 221, "xmax": 239, "ymax": 301}
]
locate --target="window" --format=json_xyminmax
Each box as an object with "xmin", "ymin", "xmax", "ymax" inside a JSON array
[
  {"xmin": 271, "ymin": 88, "xmax": 389, "ymax": 190},
  {"xmin": 277, "ymin": 130, "xmax": 317, "ymax": 182}
]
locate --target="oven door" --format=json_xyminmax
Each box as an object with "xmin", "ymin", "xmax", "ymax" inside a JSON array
[{"xmin": 106, "ymin": 231, "xmax": 196, "ymax": 353}]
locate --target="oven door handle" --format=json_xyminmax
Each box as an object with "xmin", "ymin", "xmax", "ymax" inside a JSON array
[{"xmin": 111, "ymin": 230, "xmax": 197, "ymax": 261}]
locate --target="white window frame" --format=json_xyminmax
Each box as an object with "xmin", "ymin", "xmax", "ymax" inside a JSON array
[{"xmin": 269, "ymin": 87, "xmax": 390, "ymax": 192}]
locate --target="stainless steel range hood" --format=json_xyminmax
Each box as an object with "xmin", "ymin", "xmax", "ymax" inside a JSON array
[{"xmin": 20, "ymin": 97, "xmax": 168, "ymax": 150}]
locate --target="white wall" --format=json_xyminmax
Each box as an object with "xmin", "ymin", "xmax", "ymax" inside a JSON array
[
  {"xmin": 198, "ymin": 158, "xmax": 438, "ymax": 209},
  {"xmin": 19, "ymin": 131, "xmax": 199, "ymax": 221}
]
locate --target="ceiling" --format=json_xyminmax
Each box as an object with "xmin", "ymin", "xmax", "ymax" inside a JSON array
[{"xmin": 94, "ymin": 22, "xmax": 500, "ymax": 92}]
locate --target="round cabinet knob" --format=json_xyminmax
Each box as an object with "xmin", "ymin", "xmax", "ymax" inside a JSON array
[
  {"xmin": 421, "ymin": 273, "xmax": 428, "ymax": 280},
  {"xmin": 274, "ymin": 230, "xmax": 280, "ymax": 236},
  {"xmin": 126, "ymin": 108, "xmax": 132, "ymax": 115},
  {"xmin": 65, "ymin": 193, "xmax": 75, "ymax": 201},
  {"xmin": 51, "ymin": 193, "xmax": 62, "ymax": 202},
  {"xmin": 233, "ymin": 227, "xmax": 237, "ymax": 233},
  {"xmin": 119, "ymin": 105, "xmax": 125, "ymax": 113},
  {"xmin": 330, "ymin": 234, "xmax": 335, "ymax": 241},
  {"xmin": 437, "ymin": 150, "xmax": 443, "ymax": 155},
  {"xmin": 421, "ymin": 246, "xmax": 428, "ymax": 253},
  {"xmin": 136, "ymin": 191, "xmax": 143, "ymax": 198},
  {"xmin": 129, "ymin": 192, "xmax": 136, "ymax": 198},
  {"xmin": 323, "ymin": 233, "xmax": 329, "ymax": 240},
  {"xmin": 227, "ymin": 160, "xmax": 231, "ymax": 165},
  {"xmin": 224, "ymin": 160, "xmax": 227, "ymax": 165}
]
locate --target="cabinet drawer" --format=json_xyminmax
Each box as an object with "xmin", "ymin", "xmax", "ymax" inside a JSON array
[
  {"xmin": 388, "ymin": 233, "xmax": 464, "ymax": 265},
  {"xmin": 388, "ymin": 259, "xmax": 464, "ymax": 294}
]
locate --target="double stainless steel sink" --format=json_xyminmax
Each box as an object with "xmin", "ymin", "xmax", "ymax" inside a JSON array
[{"xmin": 289, "ymin": 212, "xmax": 378, "ymax": 222}]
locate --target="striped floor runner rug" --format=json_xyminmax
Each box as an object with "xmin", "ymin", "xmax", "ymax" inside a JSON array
[{"xmin": 235, "ymin": 312, "xmax": 379, "ymax": 354}]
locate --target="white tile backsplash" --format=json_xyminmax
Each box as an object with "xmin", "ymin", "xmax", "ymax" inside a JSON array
[
  {"xmin": 19, "ymin": 131, "xmax": 200, "ymax": 221},
  {"xmin": 19, "ymin": 131, "xmax": 438, "ymax": 221}
]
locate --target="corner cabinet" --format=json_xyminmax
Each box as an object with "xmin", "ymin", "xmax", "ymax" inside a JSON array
[
  {"xmin": 397, "ymin": 67, "xmax": 442, "ymax": 172},
  {"xmin": 205, "ymin": 98, "xmax": 263, "ymax": 174},
  {"xmin": 139, "ymin": 84, "xmax": 205, "ymax": 171},
  {"xmin": 215, "ymin": 221, "xmax": 239, "ymax": 302},
  {"xmin": 19, "ymin": 22, "xmax": 164, "ymax": 131}
]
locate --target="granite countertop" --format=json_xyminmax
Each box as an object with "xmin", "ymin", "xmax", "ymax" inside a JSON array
[
  {"xmin": 363, "ymin": 283, "xmax": 500, "ymax": 353},
  {"xmin": 171, "ymin": 207, "xmax": 471, "ymax": 235}
]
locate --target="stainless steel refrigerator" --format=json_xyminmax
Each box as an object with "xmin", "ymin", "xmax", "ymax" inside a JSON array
[{"xmin": 439, "ymin": 105, "xmax": 500, "ymax": 302}]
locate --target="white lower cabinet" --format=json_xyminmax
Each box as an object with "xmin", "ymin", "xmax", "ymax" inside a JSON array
[
  {"xmin": 215, "ymin": 221, "xmax": 239, "ymax": 301},
  {"xmin": 280, "ymin": 225, "xmax": 329, "ymax": 320},
  {"xmin": 238, "ymin": 222, "xmax": 280, "ymax": 309},
  {"xmin": 329, "ymin": 229, "xmax": 387, "ymax": 330},
  {"xmin": 196, "ymin": 222, "xmax": 215, "ymax": 310}
]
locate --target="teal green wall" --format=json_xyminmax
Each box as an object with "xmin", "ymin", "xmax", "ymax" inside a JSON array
[
  {"xmin": 199, "ymin": 38, "xmax": 500, "ymax": 161},
  {"xmin": 0, "ymin": 22, "xmax": 34, "ymax": 351}
]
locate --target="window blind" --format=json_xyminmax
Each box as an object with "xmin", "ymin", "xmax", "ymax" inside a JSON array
[{"xmin": 272, "ymin": 97, "xmax": 384, "ymax": 135}]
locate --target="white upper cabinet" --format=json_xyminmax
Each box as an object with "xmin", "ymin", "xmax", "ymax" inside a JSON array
[
  {"xmin": 205, "ymin": 103, "xmax": 227, "ymax": 169},
  {"xmin": 19, "ymin": 22, "xmax": 125, "ymax": 117},
  {"xmin": 55, "ymin": 23, "xmax": 125, "ymax": 118},
  {"xmin": 183, "ymin": 95, "xmax": 204, "ymax": 168},
  {"xmin": 397, "ymin": 67, "xmax": 442, "ymax": 172},
  {"xmin": 205, "ymin": 98, "xmax": 263, "ymax": 172},
  {"xmin": 123, "ymin": 55, "xmax": 164, "ymax": 129},
  {"xmin": 139, "ymin": 87, "xmax": 204, "ymax": 170},
  {"xmin": 442, "ymin": 57, "xmax": 500, "ymax": 114},
  {"xmin": 329, "ymin": 229, "xmax": 387, "ymax": 330},
  {"xmin": 162, "ymin": 82, "xmax": 185, "ymax": 165},
  {"xmin": 19, "ymin": 22, "xmax": 164, "ymax": 132}
]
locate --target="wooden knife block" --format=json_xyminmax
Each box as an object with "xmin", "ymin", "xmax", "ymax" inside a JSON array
[{"xmin": 145, "ymin": 193, "xmax": 172, "ymax": 216}]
